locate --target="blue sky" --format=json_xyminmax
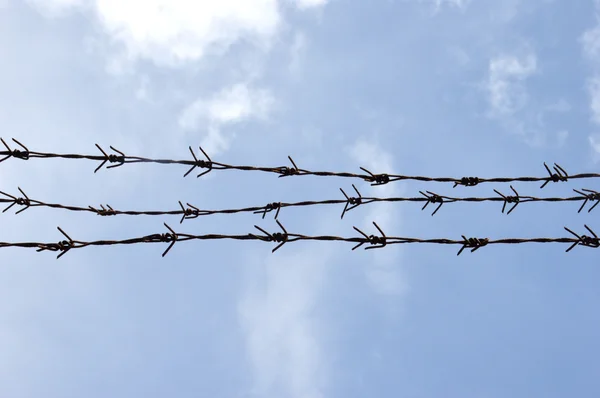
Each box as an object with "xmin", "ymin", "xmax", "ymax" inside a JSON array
[{"xmin": 1, "ymin": 0, "xmax": 600, "ymax": 397}]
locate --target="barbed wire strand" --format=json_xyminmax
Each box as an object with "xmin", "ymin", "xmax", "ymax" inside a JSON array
[
  {"xmin": 0, "ymin": 221, "xmax": 598, "ymax": 259},
  {"xmin": 0, "ymin": 138, "xmax": 594, "ymax": 188},
  {"xmin": 2, "ymin": 185, "xmax": 599, "ymax": 222}
]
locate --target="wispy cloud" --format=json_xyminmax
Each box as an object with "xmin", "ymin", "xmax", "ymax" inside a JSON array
[
  {"xmin": 289, "ymin": 32, "xmax": 308, "ymax": 76},
  {"xmin": 433, "ymin": 0, "xmax": 471, "ymax": 11},
  {"xmin": 580, "ymin": 3, "xmax": 600, "ymax": 156},
  {"xmin": 95, "ymin": 0, "xmax": 281, "ymax": 67},
  {"xmin": 238, "ymin": 247, "xmax": 330, "ymax": 398},
  {"xmin": 294, "ymin": 0, "xmax": 328, "ymax": 9},
  {"xmin": 587, "ymin": 77, "xmax": 600, "ymax": 126},
  {"xmin": 178, "ymin": 83, "xmax": 274, "ymax": 155},
  {"xmin": 482, "ymin": 50, "xmax": 568, "ymax": 147},
  {"xmin": 415, "ymin": 0, "xmax": 471, "ymax": 14},
  {"xmin": 25, "ymin": 0, "xmax": 326, "ymax": 157},
  {"xmin": 486, "ymin": 53, "xmax": 537, "ymax": 117},
  {"xmin": 26, "ymin": 0, "xmax": 327, "ymax": 69},
  {"xmin": 25, "ymin": 0, "xmax": 85, "ymax": 16},
  {"xmin": 589, "ymin": 134, "xmax": 600, "ymax": 155},
  {"xmin": 581, "ymin": 9, "xmax": 600, "ymax": 61}
]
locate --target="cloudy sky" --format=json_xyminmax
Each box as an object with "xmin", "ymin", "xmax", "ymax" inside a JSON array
[{"xmin": 1, "ymin": 0, "xmax": 600, "ymax": 397}]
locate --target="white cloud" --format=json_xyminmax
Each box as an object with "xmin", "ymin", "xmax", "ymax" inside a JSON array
[
  {"xmin": 582, "ymin": 15, "xmax": 600, "ymax": 61},
  {"xmin": 238, "ymin": 249, "xmax": 329, "ymax": 398},
  {"xmin": 27, "ymin": 0, "xmax": 327, "ymax": 67},
  {"xmin": 413, "ymin": 0, "xmax": 473, "ymax": 14},
  {"xmin": 182, "ymin": 84, "xmax": 273, "ymax": 125},
  {"xmin": 590, "ymin": 134, "xmax": 600, "ymax": 155},
  {"xmin": 483, "ymin": 49, "xmax": 570, "ymax": 147},
  {"xmin": 289, "ymin": 32, "xmax": 308, "ymax": 75},
  {"xmin": 25, "ymin": 0, "xmax": 326, "ymax": 153},
  {"xmin": 581, "ymin": 5, "xmax": 600, "ymax": 155},
  {"xmin": 588, "ymin": 77, "xmax": 600, "ymax": 125},
  {"xmin": 481, "ymin": 51, "xmax": 568, "ymax": 147},
  {"xmin": 348, "ymin": 138, "xmax": 406, "ymax": 296},
  {"xmin": 94, "ymin": 0, "xmax": 280, "ymax": 66},
  {"xmin": 294, "ymin": 0, "xmax": 328, "ymax": 9},
  {"xmin": 178, "ymin": 83, "xmax": 274, "ymax": 155},
  {"xmin": 134, "ymin": 75, "xmax": 150, "ymax": 101},
  {"xmin": 25, "ymin": 0, "xmax": 85, "ymax": 16},
  {"xmin": 433, "ymin": 0, "xmax": 471, "ymax": 11},
  {"xmin": 486, "ymin": 53, "xmax": 537, "ymax": 116}
]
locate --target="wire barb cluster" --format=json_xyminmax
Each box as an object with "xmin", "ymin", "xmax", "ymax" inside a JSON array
[{"xmin": 1, "ymin": 138, "xmax": 30, "ymax": 162}]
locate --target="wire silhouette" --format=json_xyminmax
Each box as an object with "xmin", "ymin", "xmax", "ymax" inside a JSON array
[
  {"xmin": 2, "ymin": 185, "xmax": 599, "ymax": 222},
  {"xmin": 1, "ymin": 138, "xmax": 596, "ymax": 188},
  {"xmin": 0, "ymin": 221, "xmax": 598, "ymax": 259}
]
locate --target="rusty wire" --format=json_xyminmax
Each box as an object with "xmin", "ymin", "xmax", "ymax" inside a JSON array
[
  {"xmin": 0, "ymin": 138, "xmax": 596, "ymax": 188},
  {"xmin": 0, "ymin": 221, "xmax": 598, "ymax": 259},
  {"xmin": 2, "ymin": 185, "xmax": 599, "ymax": 222}
]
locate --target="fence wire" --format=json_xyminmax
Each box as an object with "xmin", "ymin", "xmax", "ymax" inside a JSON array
[
  {"xmin": 3, "ymin": 138, "xmax": 600, "ymax": 259},
  {"xmin": 0, "ymin": 221, "xmax": 598, "ymax": 259},
  {"xmin": 2, "ymin": 185, "xmax": 599, "ymax": 222},
  {"xmin": 1, "ymin": 138, "xmax": 597, "ymax": 188}
]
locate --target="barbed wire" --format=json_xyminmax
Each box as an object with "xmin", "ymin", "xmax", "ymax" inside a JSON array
[
  {"xmin": 1, "ymin": 138, "xmax": 596, "ymax": 188},
  {"xmin": 0, "ymin": 221, "xmax": 598, "ymax": 259},
  {"xmin": 2, "ymin": 185, "xmax": 599, "ymax": 222}
]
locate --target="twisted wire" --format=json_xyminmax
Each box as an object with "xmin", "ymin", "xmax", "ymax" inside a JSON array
[
  {"xmin": 0, "ymin": 222, "xmax": 597, "ymax": 259},
  {"xmin": 2, "ymin": 185, "xmax": 599, "ymax": 222},
  {"xmin": 0, "ymin": 138, "xmax": 594, "ymax": 188}
]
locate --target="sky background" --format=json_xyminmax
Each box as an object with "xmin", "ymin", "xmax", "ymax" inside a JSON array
[{"xmin": 1, "ymin": 0, "xmax": 600, "ymax": 397}]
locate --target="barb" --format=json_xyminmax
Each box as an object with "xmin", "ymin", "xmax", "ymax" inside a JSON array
[
  {"xmin": 340, "ymin": 184, "xmax": 363, "ymax": 219},
  {"xmin": 35, "ymin": 226, "xmax": 74, "ymax": 259},
  {"xmin": 159, "ymin": 223, "xmax": 179, "ymax": 257},
  {"xmin": 454, "ymin": 177, "xmax": 480, "ymax": 188},
  {"xmin": 0, "ymin": 187, "xmax": 31, "ymax": 214},
  {"xmin": 2, "ymin": 138, "xmax": 599, "ymax": 187},
  {"xmin": 360, "ymin": 167, "xmax": 396, "ymax": 186},
  {"xmin": 2, "ymin": 223, "xmax": 598, "ymax": 258},
  {"xmin": 277, "ymin": 156, "xmax": 303, "ymax": 178},
  {"xmin": 254, "ymin": 202, "xmax": 282, "ymax": 219},
  {"xmin": 352, "ymin": 222, "xmax": 387, "ymax": 250},
  {"xmin": 251, "ymin": 219, "xmax": 289, "ymax": 252},
  {"xmin": 419, "ymin": 191, "xmax": 452, "ymax": 216},
  {"xmin": 457, "ymin": 236, "xmax": 489, "ymax": 256},
  {"xmin": 573, "ymin": 189, "xmax": 600, "ymax": 213},
  {"xmin": 540, "ymin": 163, "xmax": 569, "ymax": 189},
  {"xmin": 184, "ymin": 146, "xmax": 213, "ymax": 178},
  {"xmin": 493, "ymin": 185, "xmax": 520, "ymax": 215},
  {"xmin": 178, "ymin": 201, "xmax": 200, "ymax": 224},
  {"xmin": 0, "ymin": 138, "xmax": 30, "ymax": 163},
  {"xmin": 94, "ymin": 144, "xmax": 125, "ymax": 173},
  {"xmin": 3, "ymin": 187, "xmax": 600, "ymax": 221},
  {"xmin": 564, "ymin": 225, "xmax": 600, "ymax": 252},
  {"xmin": 89, "ymin": 204, "xmax": 117, "ymax": 216}
]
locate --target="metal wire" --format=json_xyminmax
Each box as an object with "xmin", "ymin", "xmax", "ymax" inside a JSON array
[
  {"xmin": 0, "ymin": 138, "xmax": 595, "ymax": 188},
  {"xmin": 3, "ymin": 139, "xmax": 599, "ymax": 259},
  {"xmin": 2, "ymin": 185, "xmax": 599, "ymax": 222},
  {"xmin": 0, "ymin": 221, "xmax": 598, "ymax": 259}
]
